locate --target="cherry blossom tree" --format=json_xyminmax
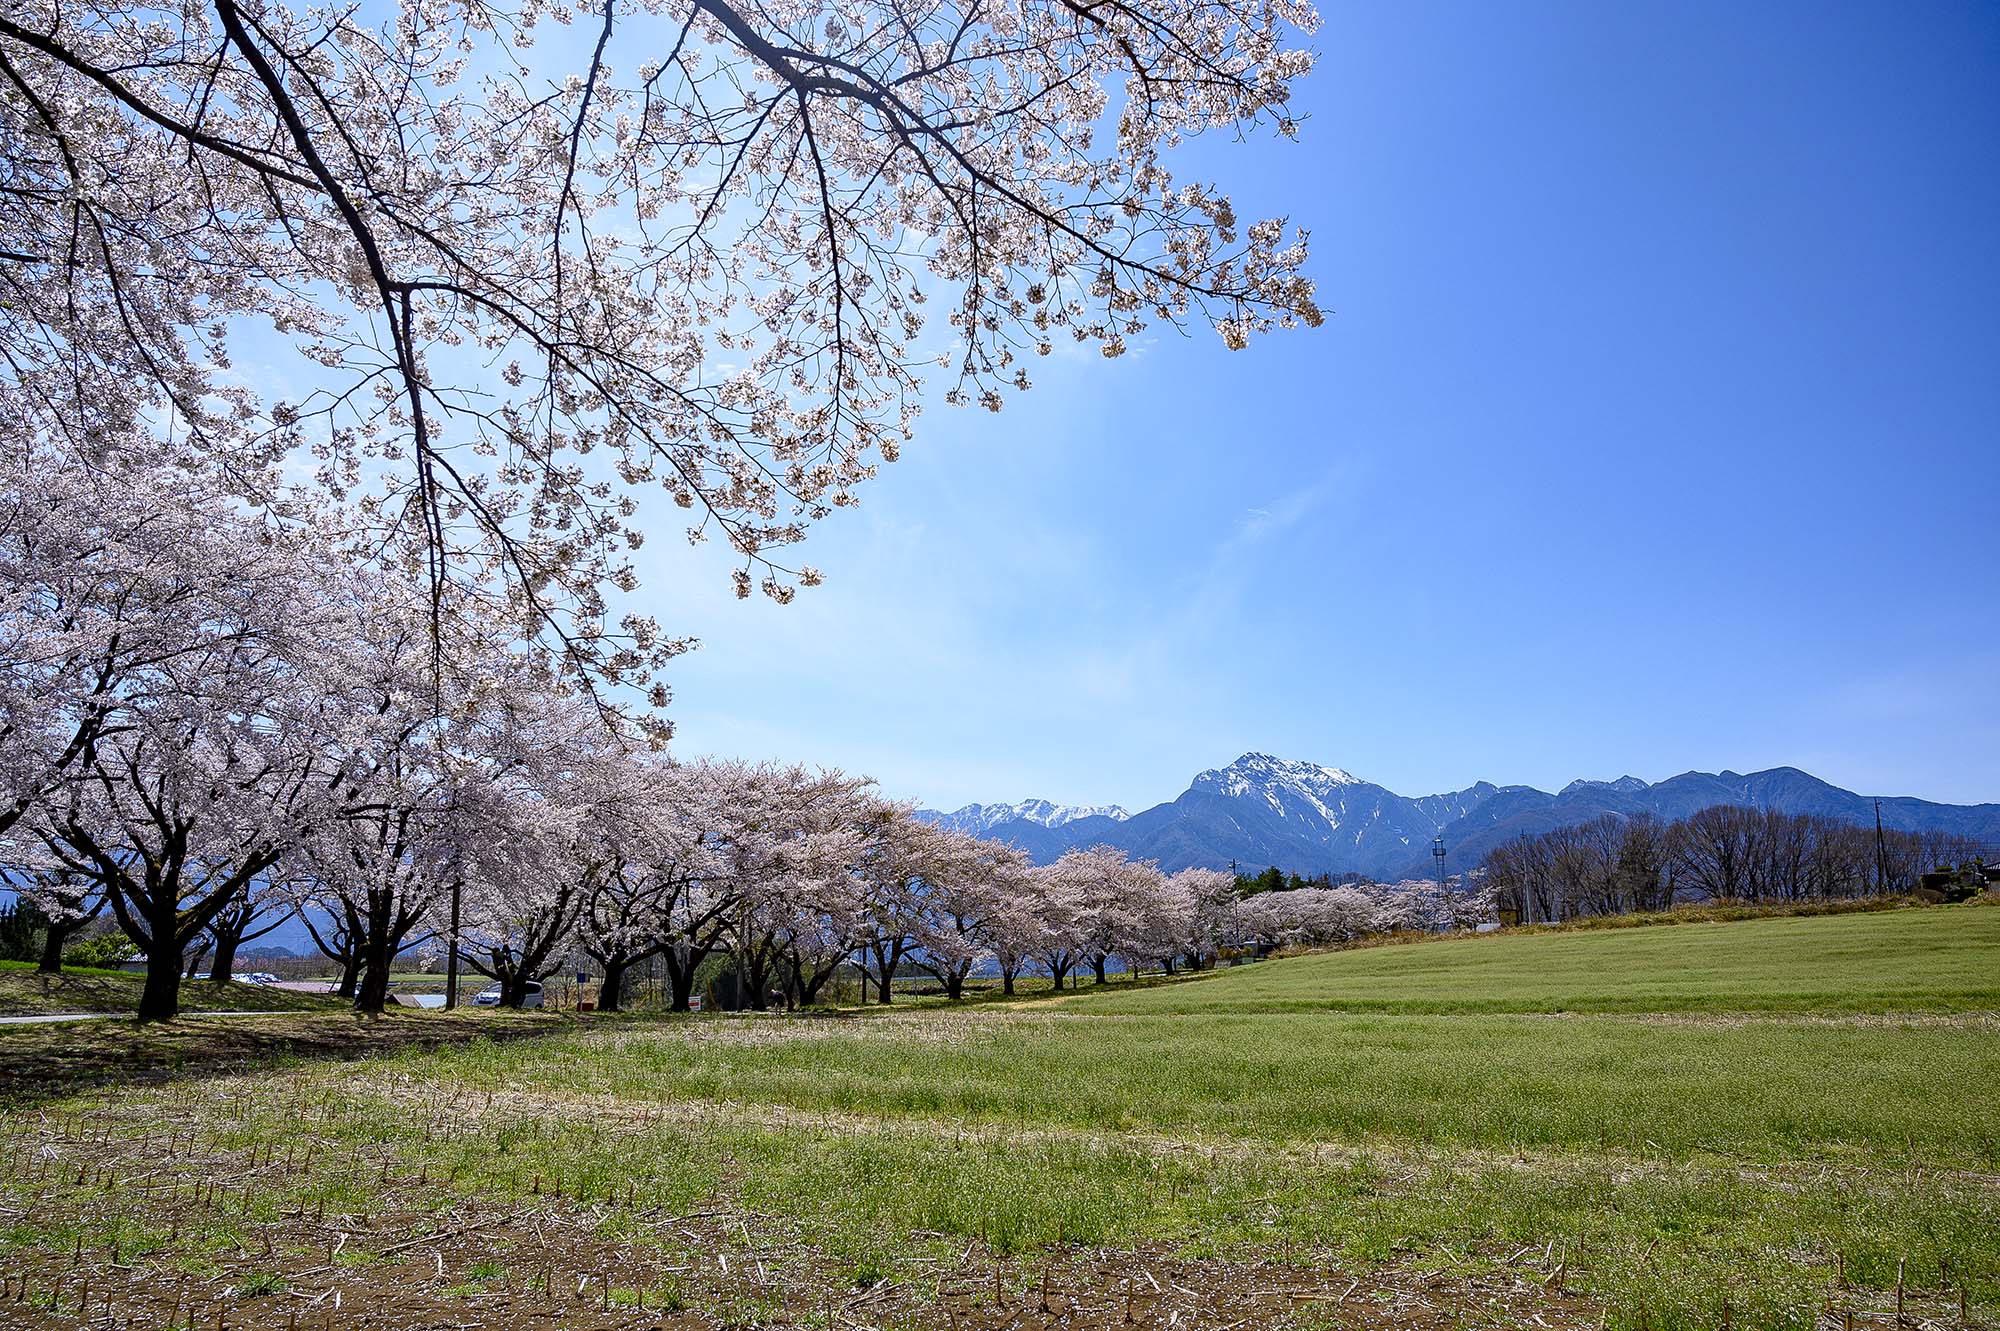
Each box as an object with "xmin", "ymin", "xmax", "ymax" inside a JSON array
[
  {"xmin": 850, "ymin": 802, "xmax": 950, "ymax": 1004},
  {"xmin": 976, "ymin": 877, "xmax": 1046, "ymax": 996},
  {"xmin": 1038, "ymin": 844, "xmax": 1163, "ymax": 984},
  {"xmin": 0, "ymin": 449, "xmax": 294, "ymax": 845},
  {"xmin": 456, "ymin": 687, "xmax": 656, "ymax": 1007},
  {"xmin": 907, "ymin": 833, "xmax": 1029, "ymax": 1000},
  {"xmin": 694, "ymin": 760, "xmax": 872, "ymax": 1009},
  {"xmin": 751, "ymin": 797, "xmax": 873, "ymax": 1008},
  {"xmin": 289, "ymin": 881, "xmax": 368, "ymax": 999},
  {"xmin": 580, "ymin": 855, "xmax": 679, "ymax": 1013},
  {"xmin": 296, "ymin": 573, "xmax": 564, "ymax": 1014},
  {"xmin": 2, "ymin": 0, "xmax": 1319, "ymax": 687},
  {"xmin": 6, "ymin": 465, "xmax": 356, "ymax": 1019},
  {"xmin": 200, "ymin": 879, "xmax": 295, "ymax": 986},
  {"xmin": 1235, "ymin": 884, "xmax": 1381, "ymax": 950},
  {"xmin": 10, "ymin": 864, "xmax": 101, "ymax": 974},
  {"xmin": 1161, "ymin": 866, "xmax": 1236, "ymax": 971},
  {"xmin": 40, "ymin": 663, "xmax": 332, "ymax": 1020},
  {"xmin": 1026, "ymin": 860, "xmax": 1086, "ymax": 990},
  {"xmin": 577, "ymin": 760, "xmax": 732, "ymax": 1012}
]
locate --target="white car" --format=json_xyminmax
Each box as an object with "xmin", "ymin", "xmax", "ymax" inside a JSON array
[{"xmin": 471, "ymin": 980, "xmax": 544, "ymax": 1009}]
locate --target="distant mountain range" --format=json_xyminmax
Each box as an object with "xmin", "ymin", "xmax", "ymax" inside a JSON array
[
  {"xmin": 917, "ymin": 753, "xmax": 2000, "ymax": 879},
  {"xmin": 923, "ymin": 799, "xmax": 1131, "ymax": 837}
]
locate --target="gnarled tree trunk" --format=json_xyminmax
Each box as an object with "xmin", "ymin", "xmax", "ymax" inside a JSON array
[{"xmin": 598, "ymin": 956, "xmax": 629, "ymax": 1012}]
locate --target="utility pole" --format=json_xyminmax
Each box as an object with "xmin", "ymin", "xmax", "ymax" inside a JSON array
[
  {"xmin": 1433, "ymin": 834, "xmax": 1448, "ymax": 926},
  {"xmin": 445, "ymin": 878, "xmax": 462, "ymax": 1010}
]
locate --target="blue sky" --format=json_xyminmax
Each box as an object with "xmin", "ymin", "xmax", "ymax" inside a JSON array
[{"xmin": 640, "ymin": 0, "xmax": 2000, "ymax": 811}]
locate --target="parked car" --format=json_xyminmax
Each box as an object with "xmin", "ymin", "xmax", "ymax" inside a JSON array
[{"xmin": 471, "ymin": 980, "xmax": 544, "ymax": 1009}]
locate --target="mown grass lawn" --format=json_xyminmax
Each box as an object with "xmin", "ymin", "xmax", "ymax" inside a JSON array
[{"xmin": 0, "ymin": 902, "xmax": 1994, "ymax": 1331}]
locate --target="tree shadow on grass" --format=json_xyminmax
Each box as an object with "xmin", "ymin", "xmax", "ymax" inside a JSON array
[
  {"xmin": 0, "ymin": 960, "xmax": 336, "ymax": 1017},
  {"xmin": 0, "ymin": 1010, "xmax": 573, "ymax": 1109}
]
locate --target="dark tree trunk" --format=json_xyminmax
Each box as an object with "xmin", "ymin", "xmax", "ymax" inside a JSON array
[
  {"xmin": 37, "ymin": 921, "xmax": 73, "ymax": 974},
  {"xmin": 138, "ymin": 936, "xmax": 182, "ymax": 1023},
  {"xmin": 208, "ymin": 929, "xmax": 241, "ymax": 986},
  {"xmin": 868, "ymin": 940, "xmax": 905, "ymax": 1004},
  {"xmin": 599, "ymin": 957, "xmax": 628, "ymax": 1012},
  {"xmin": 867, "ymin": 943, "xmax": 892, "ymax": 1004},
  {"xmin": 1002, "ymin": 970, "xmax": 1016, "ymax": 996},
  {"xmin": 799, "ymin": 963, "xmax": 838, "ymax": 1006},
  {"xmin": 743, "ymin": 944, "xmax": 771, "ymax": 1011},
  {"xmin": 336, "ymin": 953, "xmax": 360, "ymax": 1000},
  {"xmin": 354, "ymin": 938, "xmax": 393, "ymax": 1013},
  {"xmin": 664, "ymin": 945, "xmax": 708, "ymax": 1012},
  {"xmin": 1092, "ymin": 955, "xmax": 1108, "ymax": 985},
  {"xmin": 354, "ymin": 903, "xmax": 395, "ymax": 1014}
]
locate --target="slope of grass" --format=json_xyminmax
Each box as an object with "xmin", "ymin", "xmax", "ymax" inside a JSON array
[
  {"xmin": 1080, "ymin": 899, "xmax": 2000, "ymax": 1015},
  {"xmin": 0, "ymin": 959, "xmax": 337, "ymax": 1017}
]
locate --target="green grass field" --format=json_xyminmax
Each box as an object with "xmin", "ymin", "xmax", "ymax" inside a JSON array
[
  {"xmin": 0, "ymin": 901, "xmax": 1993, "ymax": 1331},
  {"xmin": 1077, "ymin": 903, "xmax": 2000, "ymax": 1015}
]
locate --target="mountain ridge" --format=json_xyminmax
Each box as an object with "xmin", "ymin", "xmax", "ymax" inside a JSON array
[
  {"xmin": 920, "ymin": 799, "xmax": 1130, "ymax": 838},
  {"xmin": 915, "ymin": 756, "xmax": 2000, "ymax": 878}
]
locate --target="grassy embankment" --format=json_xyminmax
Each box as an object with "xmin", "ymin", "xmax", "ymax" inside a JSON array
[
  {"xmin": 0, "ymin": 901, "xmax": 1993, "ymax": 1330},
  {"xmin": 0, "ymin": 959, "xmax": 338, "ymax": 1017}
]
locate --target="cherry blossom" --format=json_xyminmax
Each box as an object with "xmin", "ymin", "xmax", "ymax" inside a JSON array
[{"xmin": 2, "ymin": 0, "xmax": 1318, "ymax": 688}]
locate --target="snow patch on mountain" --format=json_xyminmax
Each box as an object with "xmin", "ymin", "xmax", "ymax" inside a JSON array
[
  {"xmin": 1192, "ymin": 752, "xmax": 1365, "ymax": 824},
  {"xmin": 1559, "ymin": 775, "xmax": 1651, "ymax": 796},
  {"xmin": 919, "ymin": 799, "xmax": 1129, "ymax": 835}
]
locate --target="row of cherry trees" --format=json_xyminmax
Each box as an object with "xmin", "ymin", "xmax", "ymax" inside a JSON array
[
  {"xmin": 4, "ymin": 0, "xmax": 1323, "ymax": 1020},
  {"xmin": 7, "ymin": 445, "xmax": 1455, "ymax": 1019},
  {"xmin": 3, "ymin": 445, "xmax": 1497, "ymax": 1021},
  {"xmin": 0, "ymin": 443, "xmax": 645, "ymax": 1019}
]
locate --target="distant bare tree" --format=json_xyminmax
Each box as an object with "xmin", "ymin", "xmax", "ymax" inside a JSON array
[{"xmin": 1484, "ymin": 804, "xmax": 1982, "ymax": 927}]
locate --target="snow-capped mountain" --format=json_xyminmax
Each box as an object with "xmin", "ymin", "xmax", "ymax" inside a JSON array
[
  {"xmin": 918, "ymin": 799, "xmax": 1130, "ymax": 837},
  {"xmin": 1191, "ymin": 752, "xmax": 1361, "ymax": 805},
  {"xmin": 927, "ymin": 753, "xmax": 2000, "ymax": 879},
  {"xmin": 1135, "ymin": 753, "xmax": 1478, "ymax": 877},
  {"xmin": 1560, "ymin": 776, "xmax": 1649, "ymax": 796}
]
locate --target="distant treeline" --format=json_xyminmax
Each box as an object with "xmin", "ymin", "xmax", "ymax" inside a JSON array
[
  {"xmin": 1231, "ymin": 865, "xmax": 1374, "ymax": 897},
  {"xmin": 1482, "ymin": 805, "xmax": 1984, "ymax": 925}
]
